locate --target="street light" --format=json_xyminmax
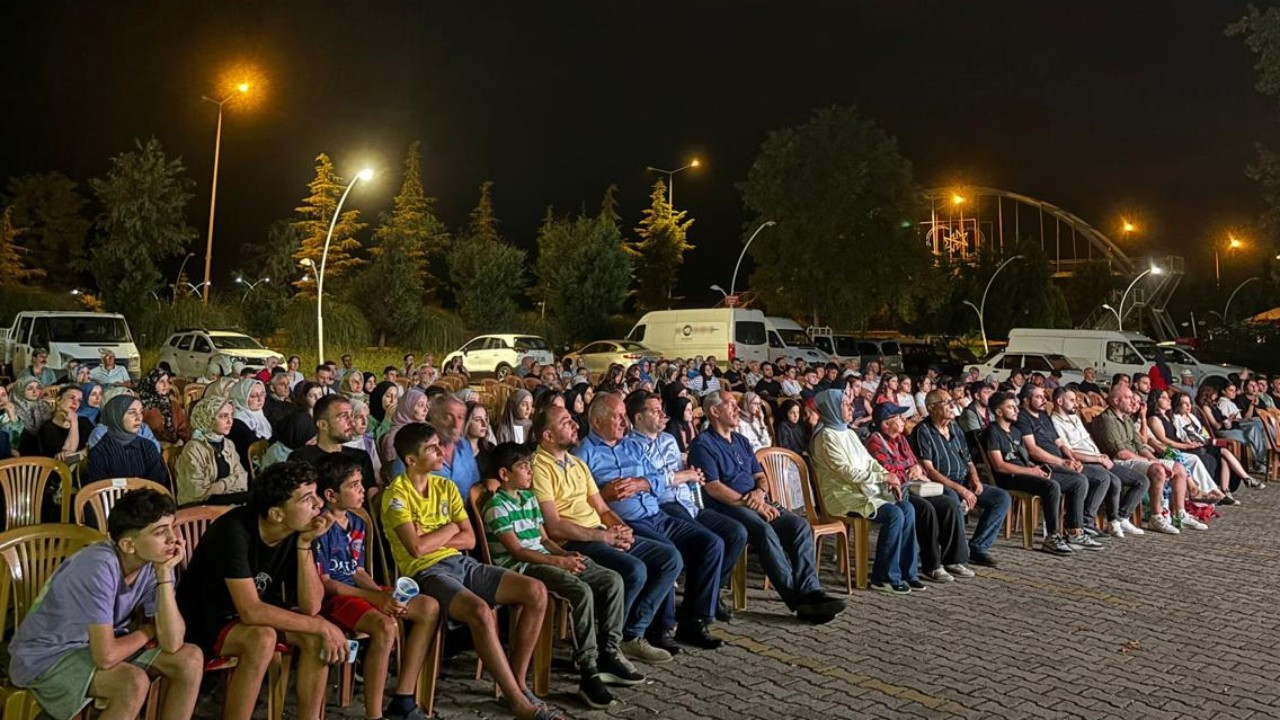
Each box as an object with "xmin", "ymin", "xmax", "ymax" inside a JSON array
[
  {"xmin": 1116, "ymin": 264, "xmax": 1163, "ymax": 331},
  {"xmin": 710, "ymin": 284, "xmax": 728, "ymax": 299},
  {"xmin": 1100, "ymin": 303, "xmax": 1122, "ymax": 327},
  {"xmin": 646, "ymin": 157, "xmax": 701, "ymax": 207},
  {"xmin": 236, "ymin": 276, "xmax": 270, "ymax": 301},
  {"xmin": 964, "ymin": 255, "xmax": 1024, "ymax": 355},
  {"xmin": 951, "ymin": 193, "xmax": 965, "ymax": 206},
  {"xmin": 200, "ymin": 80, "xmax": 252, "ymax": 303},
  {"xmin": 313, "ymin": 168, "xmax": 374, "ymax": 363},
  {"xmin": 1216, "ymin": 233, "xmax": 1245, "ymax": 288},
  {"xmin": 728, "ymin": 221, "xmax": 777, "ymax": 297},
  {"xmin": 1222, "ymin": 277, "xmax": 1261, "ymax": 323},
  {"xmin": 174, "ymin": 251, "xmax": 196, "ymax": 295},
  {"xmin": 1121, "ymin": 219, "xmax": 1136, "ymax": 235}
]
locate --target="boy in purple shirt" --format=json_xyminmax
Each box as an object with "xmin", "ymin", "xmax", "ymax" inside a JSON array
[{"xmin": 7, "ymin": 490, "xmax": 203, "ymax": 720}]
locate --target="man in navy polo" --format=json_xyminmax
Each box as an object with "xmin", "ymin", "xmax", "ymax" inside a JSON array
[{"xmin": 688, "ymin": 391, "xmax": 846, "ymax": 624}]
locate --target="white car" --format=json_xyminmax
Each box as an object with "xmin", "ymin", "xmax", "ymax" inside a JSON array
[
  {"xmin": 976, "ymin": 351, "xmax": 1086, "ymax": 386},
  {"xmin": 1155, "ymin": 344, "xmax": 1246, "ymax": 387},
  {"xmin": 563, "ymin": 340, "xmax": 661, "ymax": 375},
  {"xmin": 443, "ymin": 334, "xmax": 554, "ymax": 378},
  {"xmin": 158, "ymin": 329, "xmax": 283, "ymax": 378}
]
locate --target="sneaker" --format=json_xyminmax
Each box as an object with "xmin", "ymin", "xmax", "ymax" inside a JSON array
[
  {"xmin": 1105, "ymin": 520, "xmax": 1126, "ymax": 539},
  {"xmin": 1081, "ymin": 524, "xmax": 1106, "ymax": 539},
  {"xmin": 1148, "ymin": 515, "xmax": 1180, "ymax": 535},
  {"xmin": 906, "ymin": 579, "xmax": 928, "ymax": 591},
  {"xmin": 1177, "ymin": 511, "xmax": 1208, "ymax": 531},
  {"xmin": 674, "ymin": 620, "xmax": 723, "ymax": 649},
  {"xmin": 969, "ymin": 551, "xmax": 998, "ymax": 568},
  {"xmin": 871, "ymin": 581, "xmax": 911, "ymax": 594},
  {"xmin": 924, "ymin": 567, "xmax": 955, "ymax": 583},
  {"xmin": 1118, "ymin": 518, "xmax": 1145, "ymax": 536},
  {"xmin": 1041, "ymin": 534, "xmax": 1075, "ymax": 555},
  {"xmin": 944, "ymin": 563, "xmax": 975, "ymax": 579},
  {"xmin": 577, "ymin": 673, "xmax": 615, "ymax": 709},
  {"xmin": 620, "ymin": 637, "xmax": 672, "ymax": 665},
  {"xmin": 597, "ymin": 652, "xmax": 646, "ymax": 685},
  {"xmin": 1067, "ymin": 532, "xmax": 1105, "ymax": 551},
  {"xmin": 1218, "ymin": 494, "xmax": 1240, "ymax": 506}
]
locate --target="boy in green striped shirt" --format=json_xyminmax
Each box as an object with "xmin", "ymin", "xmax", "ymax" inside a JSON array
[{"xmin": 483, "ymin": 442, "xmax": 640, "ymax": 708}]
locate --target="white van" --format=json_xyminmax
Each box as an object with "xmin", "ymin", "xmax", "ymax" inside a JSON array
[
  {"xmin": 627, "ymin": 308, "xmax": 769, "ymax": 367},
  {"xmin": 1006, "ymin": 328, "xmax": 1156, "ymax": 382},
  {"xmin": 765, "ymin": 317, "xmax": 831, "ymax": 365},
  {"xmin": 4, "ymin": 311, "xmax": 141, "ymax": 379}
]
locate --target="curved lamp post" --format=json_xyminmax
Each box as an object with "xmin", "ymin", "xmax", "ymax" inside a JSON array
[
  {"xmin": 1100, "ymin": 303, "xmax": 1121, "ymax": 328},
  {"xmin": 964, "ymin": 254, "xmax": 1024, "ymax": 354},
  {"xmin": 728, "ymin": 221, "xmax": 777, "ymax": 297},
  {"xmin": 1117, "ymin": 264, "xmax": 1163, "ymax": 331},
  {"xmin": 1223, "ymin": 277, "xmax": 1260, "ymax": 323},
  {"xmin": 313, "ymin": 168, "xmax": 373, "ymax": 363}
]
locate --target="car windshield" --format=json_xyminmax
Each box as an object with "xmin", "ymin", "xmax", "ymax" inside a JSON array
[
  {"xmin": 210, "ymin": 335, "xmax": 265, "ymax": 350},
  {"xmin": 834, "ymin": 337, "xmax": 862, "ymax": 357},
  {"xmin": 880, "ymin": 341, "xmax": 901, "ymax": 355},
  {"xmin": 516, "ymin": 336, "xmax": 549, "ymax": 351},
  {"xmin": 1046, "ymin": 354, "xmax": 1081, "ymax": 371},
  {"xmin": 777, "ymin": 329, "xmax": 816, "ymax": 347},
  {"xmin": 36, "ymin": 316, "xmax": 132, "ymax": 344},
  {"xmin": 1131, "ymin": 340, "xmax": 1159, "ymax": 362}
]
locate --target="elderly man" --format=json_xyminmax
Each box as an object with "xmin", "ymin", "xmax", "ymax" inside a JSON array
[
  {"xmin": 531, "ymin": 405, "xmax": 681, "ymax": 666},
  {"xmin": 427, "ymin": 394, "xmax": 482, "ymax": 499},
  {"xmin": 264, "ymin": 368, "xmax": 294, "ymax": 429},
  {"xmin": 913, "ymin": 389, "xmax": 1011, "ymax": 568},
  {"xmin": 539, "ymin": 364, "xmax": 562, "ymax": 390},
  {"xmin": 573, "ymin": 394, "xmax": 724, "ymax": 650},
  {"xmin": 1079, "ymin": 367, "xmax": 1103, "ymax": 396},
  {"xmin": 1176, "ymin": 370, "xmax": 1198, "ymax": 397},
  {"xmin": 1050, "ymin": 387, "xmax": 1149, "ymax": 538},
  {"xmin": 626, "ymin": 391, "xmax": 746, "ymax": 622},
  {"xmin": 91, "ymin": 349, "xmax": 132, "ymax": 388},
  {"xmin": 688, "ymin": 391, "xmax": 846, "ymax": 622},
  {"xmin": 1090, "ymin": 386, "xmax": 1200, "ymax": 533}
]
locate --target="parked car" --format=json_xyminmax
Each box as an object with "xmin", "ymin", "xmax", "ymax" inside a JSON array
[
  {"xmin": 805, "ymin": 328, "xmax": 863, "ymax": 367},
  {"xmin": 442, "ymin": 334, "xmax": 554, "ymax": 378},
  {"xmin": 975, "ymin": 351, "xmax": 1086, "ymax": 385},
  {"xmin": 1155, "ymin": 343, "xmax": 1247, "ymax": 386},
  {"xmin": 562, "ymin": 340, "xmax": 661, "ymax": 375},
  {"xmin": 765, "ymin": 317, "xmax": 831, "ymax": 365},
  {"xmin": 627, "ymin": 308, "xmax": 769, "ymax": 367},
  {"xmin": 900, "ymin": 339, "xmax": 979, "ymax": 379},
  {"xmin": 157, "ymin": 329, "xmax": 283, "ymax": 378},
  {"xmin": 3, "ymin": 311, "xmax": 141, "ymax": 379}
]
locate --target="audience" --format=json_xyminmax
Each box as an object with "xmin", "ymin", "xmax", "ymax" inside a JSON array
[{"xmin": 1050, "ymin": 388, "xmax": 1150, "ymax": 537}]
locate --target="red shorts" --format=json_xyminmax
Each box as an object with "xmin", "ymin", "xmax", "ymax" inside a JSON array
[
  {"xmin": 321, "ymin": 594, "xmax": 380, "ymax": 632},
  {"xmin": 211, "ymin": 622, "xmax": 285, "ymax": 657}
]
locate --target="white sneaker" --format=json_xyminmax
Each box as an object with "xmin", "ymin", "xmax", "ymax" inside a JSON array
[
  {"xmin": 1105, "ymin": 520, "xmax": 1125, "ymax": 539},
  {"xmin": 1148, "ymin": 515, "xmax": 1180, "ymax": 535},
  {"xmin": 1118, "ymin": 518, "xmax": 1144, "ymax": 536},
  {"xmin": 924, "ymin": 567, "xmax": 955, "ymax": 583},
  {"xmin": 944, "ymin": 564, "xmax": 976, "ymax": 579},
  {"xmin": 1177, "ymin": 511, "xmax": 1208, "ymax": 531}
]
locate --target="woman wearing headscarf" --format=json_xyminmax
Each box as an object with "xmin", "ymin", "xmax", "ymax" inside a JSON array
[
  {"xmin": 261, "ymin": 411, "xmax": 317, "ymax": 470},
  {"xmin": 77, "ymin": 382, "xmax": 104, "ymax": 425},
  {"xmin": 362, "ymin": 371, "xmax": 377, "ymax": 395},
  {"xmin": 774, "ymin": 399, "xmax": 808, "ymax": 457},
  {"xmin": 0, "ymin": 384, "xmax": 25, "ymax": 449},
  {"xmin": 340, "ymin": 369, "xmax": 367, "ymax": 404},
  {"xmin": 563, "ymin": 385, "xmax": 591, "ymax": 442},
  {"xmin": 12, "ymin": 378, "xmax": 50, "ymax": 432},
  {"xmin": 175, "ymin": 395, "xmax": 250, "ymax": 506},
  {"xmin": 664, "ymin": 395, "xmax": 698, "ymax": 454},
  {"xmin": 810, "ymin": 388, "xmax": 920, "ymax": 594},
  {"xmin": 368, "ymin": 381, "xmax": 399, "ymax": 440},
  {"xmin": 342, "ymin": 397, "xmax": 382, "ymax": 482},
  {"xmin": 735, "ymin": 391, "xmax": 773, "ymax": 453},
  {"xmin": 137, "ymin": 368, "xmax": 190, "ymax": 445},
  {"xmin": 84, "ymin": 395, "xmax": 170, "ymax": 488},
  {"xmin": 380, "ymin": 387, "xmax": 429, "ymax": 482},
  {"xmin": 494, "ymin": 388, "xmax": 533, "ymax": 444},
  {"xmin": 227, "ymin": 378, "xmax": 272, "ymax": 476}
]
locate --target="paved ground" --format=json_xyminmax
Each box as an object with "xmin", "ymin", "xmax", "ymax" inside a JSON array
[{"xmin": 193, "ymin": 489, "xmax": 1280, "ymax": 719}]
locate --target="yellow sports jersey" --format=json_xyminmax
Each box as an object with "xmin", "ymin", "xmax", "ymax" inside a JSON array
[{"xmin": 381, "ymin": 473, "xmax": 468, "ymax": 577}]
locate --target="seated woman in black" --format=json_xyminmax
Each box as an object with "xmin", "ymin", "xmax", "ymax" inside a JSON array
[
  {"xmin": 84, "ymin": 394, "xmax": 171, "ymax": 489},
  {"xmin": 20, "ymin": 385, "xmax": 93, "ymax": 462}
]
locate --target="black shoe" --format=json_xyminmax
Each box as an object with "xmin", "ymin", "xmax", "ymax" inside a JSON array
[
  {"xmin": 715, "ymin": 598, "xmax": 734, "ymax": 622},
  {"xmin": 577, "ymin": 672, "xmax": 615, "ymax": 709},
  {"xmin": 906, "ymin": 579, "xmax": 928, "ymax": 591},
  {"xmin": 796, "ymin": 593, "xmax": 847, "ymax": 617},
  {"xmin": 796, "ymin": 610, "xmax": 838, "ymax": 625},
  {"xmin": 969, "ymin": 551, "xmax": 998, "ymax": 568},
  {"xmin": 674, "ymin": 620, "xmax": 723, "ymax": 649},
  {"xmin": 644, "ymin": 631, "xmax": 683, "ymax": 656},
  {"xmin": 597, "ymin": 652, "xmax": 646, "ymax": 686}
]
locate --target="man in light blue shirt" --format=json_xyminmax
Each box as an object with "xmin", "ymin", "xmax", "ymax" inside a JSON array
[
  {"xmin": 624, "ymin": 390, "xmax": 747, "ymax": 623},
  {"xmin": 89, "ymin": 349, "xmax": 132, "ymax": 388},
  {"xmin": 427, "ymin": 394, "xmax": 481, "ymax": 501},
  {"xmin": 574, "ymin": 393, "xmax": 724, "ymax": 651}
]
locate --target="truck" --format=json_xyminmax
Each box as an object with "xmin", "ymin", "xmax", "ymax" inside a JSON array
[{"xmin": 2, "ymin": 311, "xmax": 141, "ymax": 379}]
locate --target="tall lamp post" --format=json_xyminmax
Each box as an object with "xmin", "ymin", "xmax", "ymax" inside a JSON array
[
  {"xmin": 1117, "ymin": 264, "xmax": 1163, "ymax": 331},
  {"xmin": 962, "ymin": 254, "xmax": 1023, "ymax": 355},
  {"xmin": 1222, "ymin": 277, "xmax": 1260, "ymax": 323},
  {"xmin": 200, "ymin": 82, "xmax": 251, "ymax": 303},
  {"xmin": 1100, "ymin": 303, "xmax": 1122, "ymax": 328},
  {"xmin": 646, "ymin": 158, "xmax": 700, "ymax": 206},
  {"xmin": 310, "ymin": 168, "xmax": 373, "ymax": 364},
  {"xmin": 728, "ymin": 220, "xmax": 776, "ymax": 297},
  {"xmin": 1215, "ymin": 234, "xmax": 1243, "ymax": 289},
  {"xmin": 235, "ymin": 276, "xmax": 270, "ymax": 302}
]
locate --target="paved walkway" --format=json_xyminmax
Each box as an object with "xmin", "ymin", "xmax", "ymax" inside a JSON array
[{"xmin": 197, "ymin": 490, "xmax": 1280, "ymax": 719}]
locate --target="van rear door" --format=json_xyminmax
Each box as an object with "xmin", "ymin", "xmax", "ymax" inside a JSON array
[{"xmin": 733, "ymin": 318, "xmax": 768, "ymax": 364}]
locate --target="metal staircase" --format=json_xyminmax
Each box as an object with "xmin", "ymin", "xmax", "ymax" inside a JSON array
[{"xmin": 1080, "ymin": 256, "xmax": 1184, "ymax": 340}]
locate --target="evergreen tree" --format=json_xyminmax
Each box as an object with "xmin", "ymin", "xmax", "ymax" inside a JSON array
[
  {"xmin": 88, "ymin": 138, "xmax": 197, "ymax": 315},
  {"xmin": 372, "ymin": 142, "xmax": 451, "ymax": 299},
  {"xmin": 0, "ymin": 207, "xmax": 45, "ymax": 285},
  {"xmin": 447, "ymin": 182, "xmax": 527, "ymax": 332},
  {"xmin": 628, "ymin": 180, "xmax": 693, "ymax": 310},
  {"xmin": 535, "ymin": 198, "xmax": 632, "ymax": 344},
  {"xmin": 3, "ymin": 172, "xmax": 90, "ymax": 284},
  {"xmin": 238, "ymin": 221, "xmax": 299, "ymax": 337},
  {"xmin": 291, "ymin": 153, "xmax": 366, "ymax": 297}
]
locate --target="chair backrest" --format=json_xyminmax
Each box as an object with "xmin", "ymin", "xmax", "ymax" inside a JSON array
[
  {"xmin": 0, "ymin": 457, "xmax": 73, "ymax": 530},
  {"xmin": 522, "ymin": 377, "xmax": 540, "ymax": 391},
  {"xmin": 248, "ymin": 439, "xmax": 270, "ymax": 477},
  {"xmin": 183, "ymin": 383, "xmax": 206, "ymax": 410},
  {"xmin": 481, "ymin": 378, "xmax": 499, "ymax": 392},
  {"xmin": 755, "ymin": 447, "xmax": 821, "ymax": 525},
  {"xmin": 467, "ymin": 483, "xmax": 495, "ymax": 564},
  {"xmin": 502, "ymin": 375, "xmax": 522, "ymax": 389},
  {"xmin": 173, "ymin": 504, "xmax": 230, "ymax": 572},
  {"xmin": 161, "ymin": 444, "xmax": 182, "ymax": 483},
  {"xmin": 347, "ymin": 506, "xmax": 381, "ymax": 581},
  {"xmin": 74, "ymin": 478, "xmax": 173, "ymax": 533},
  {"xmin": 0, "ymin": 523, "xmax": 104, "ymax": 629}
]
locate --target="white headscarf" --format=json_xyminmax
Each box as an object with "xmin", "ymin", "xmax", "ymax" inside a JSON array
[{"xmin": 230, "ymin": 378, "xmax": 272, "ymax": 439}]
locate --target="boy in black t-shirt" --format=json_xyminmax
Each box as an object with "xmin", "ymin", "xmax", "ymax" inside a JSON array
[{"xmin": 176, "ymin": 462, "xmax": 347, "ymax": 720}]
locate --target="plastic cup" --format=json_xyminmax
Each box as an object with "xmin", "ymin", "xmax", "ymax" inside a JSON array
[
  {"xmin": 346, "ymin": 639, "xmax": 359, "ymax": 664},
  {"xmin": 392, "ymin": 576, "xmax": 419, "ymax": 604}
]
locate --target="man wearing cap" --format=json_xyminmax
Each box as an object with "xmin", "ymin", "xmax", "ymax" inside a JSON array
[
  {"xmin": 957, "ymin": 382, "xmax": 994, "ymax": 434},
  {"xmin": 1176, "ymin": 370, "xmax": 1198, "ymax": 398},
  {"xmin": 90, "ymin": 348, "xmax": 132, "ymax": 388},
  {"xmin": 913, "ymin": 389, "xmax": 1010, "ymax": 568},
  {"xmin": 1079, "ymin": 367, "xmax": 1103, "ymax": 396}
]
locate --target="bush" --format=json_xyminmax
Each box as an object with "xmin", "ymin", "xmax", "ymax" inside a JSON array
[
  {"xmin": 0, "ymin": 285, "xmax": 81, "ymax": 326},
  {"xmin": 280, "ymin": 296, "xmax": 370, "ymax": 357},
  {"xmin": 131, "ymin": 297, "xmax": 243, "ymax": 349},
  {"xmin": 400, "ymin": 306, "xmax": 471, "ymax": 356}
]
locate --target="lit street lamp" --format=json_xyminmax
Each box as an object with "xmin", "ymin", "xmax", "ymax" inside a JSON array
[
  {"xmin": 710, "ymin": 284, "xmax": 728, "ymax": 299},
  {"xmin": 1116, "ymin": 264, "xmax": 1163, "ymax": 331},
  {"xmin": 312, "ymin": 168, "xmax": 373, "ymax": 364},
  {"xmin": 236, "ymin": 275, "xmax": 270, "ymax": 301},
  {"xmin": 1100, "ymin": 303, "xmax": 1121, "ymax": 327},
  {"xmin": 728, "ymin": 221, "xmax": 777, "ymax": 297},
  {"xmin": 200, "ymin": 80, "xmax": 252, "ymax": 303},
  {"xmin": 963, "ymin": 254, "xmax": 1023, "ymax": 354},
  {"xmin": 646, "ymin": 158, "xmax": 700, "ymax": 207},
  {"xmin": 1215, "ymin": 234, "xmax": 1244, "ymax": 289},
  {"xmin": 1222, "ymin": 277, "xmax": 1260, "ymax": 324}
]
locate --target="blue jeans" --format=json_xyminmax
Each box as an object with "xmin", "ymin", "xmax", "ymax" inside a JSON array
[
  {"xmin": 707, "ymin": 502, "xmax": 821, "ymax": 609},
  {"xmin": 943, "ymin": 484, "xmax": 1010, "ymax": 554},
  {"xmin": 565, "ymin": 537, "xmax": 681, "ymax": 639},
  {"xmin": 630, "ymin": 512, "xmax": 725, "ymax": 627},
  {"xmin": 661, "ymin": 502, "xmax": 749, "ymax": 588},
  {"xmin": 862, "ymin": 498, "xmax": 918, "ymax": 585}
]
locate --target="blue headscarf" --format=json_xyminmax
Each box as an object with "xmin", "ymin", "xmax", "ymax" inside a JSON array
[
  {"xmin": 814, "ymin": 388, "xmax": 848, "ymax": 434},
  {"xmin": 77, "ymin": 382, "xmax": 101, "ymax": 423}
]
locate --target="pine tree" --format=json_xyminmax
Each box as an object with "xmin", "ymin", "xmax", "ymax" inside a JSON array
[
  {"xmin": 628, "ymin": 179, "xmax": 694, "ymax": 310},
  {"xmin": 536, "ymin": 200, "xmax": 632, "ymax": 344},
  {"xmin": 4, "ymin": 172, "xmax": 90, "ymax": 284},
  {"xmin": 371, "ymin": 142, "xmax": 451, "ymax": 299},
  {"xmin": 291, "ymin": 153, "xmax": 366, "ymax": 296},
  {"xmin": 0, "ymin": 207, "xmax": 45, "ymax": 286},
  {"xmin": 447, "ymin": 182, "xmax": 527, "ymax": 332}
]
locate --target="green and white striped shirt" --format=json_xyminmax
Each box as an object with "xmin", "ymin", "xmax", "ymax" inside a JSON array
[{"xmin": 483, "ymin": 488, "xmax": 548, "ymax": 570}]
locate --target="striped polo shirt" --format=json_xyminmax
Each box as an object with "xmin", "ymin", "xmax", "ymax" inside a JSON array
[
  {"xmin": 482, "ymin": 487, "xmax": 548, "ymax": 571},
  {"xmin": 911, "ymin": 419, "xmax": 973, "ymax": 484}
]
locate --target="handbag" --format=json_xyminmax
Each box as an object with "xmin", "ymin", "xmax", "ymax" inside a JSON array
[{"xmin": 906, "ymin": 481, "xmax": 944, "ymax": 498}]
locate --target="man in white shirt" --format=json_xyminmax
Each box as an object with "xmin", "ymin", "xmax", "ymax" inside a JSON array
[
  {"xmin": 1049, "ymin": 388, "xmax": 1148, "ymax": 537},
  {"xmin": 90, "ymin": 349, "xmax": 132, "ymax": 388},
  {"xmin": 1217, "ymin": 384, "xmax": 1267, "ymax": 472}
]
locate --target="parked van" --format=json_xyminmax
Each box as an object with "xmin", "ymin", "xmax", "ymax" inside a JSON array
[
  {"xmin": 765, "ymin": 317, "xmax": 831, "ymax": 365},
  {"xmin": 1006, "ymin": 328, "xmax": 1156, "ymax": 382},
  {"xmin": 3, "ymin": 311, "xmax": 141, "ymax": 379},
  {"xmin": 805, "ymin": 327, "xmax": 862, "ymax": 367},
  {"xmin": 627, "ymin": 308, "xmax": 769, "ymax": 366}
]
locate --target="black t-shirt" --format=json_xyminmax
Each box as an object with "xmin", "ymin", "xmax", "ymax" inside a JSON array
[
  {"xmin": 20, "ymin": 417, "xmax": 94, "ymax": 458},
  {"xmin": 176, "ymin": 505, "xmax": 299, "ymax": 650},
  {"xmin": 290, "ymin": 444, "xmax": 378, "ymax": 489},
  {"xmin": 1237, "ymin": 395, "xmax": 1255, "ymax": 416},
  {"xmin": 1079, "ymin": 381, "xmax": 1102, "ymax": 396},
  {"xmin": 1014, "ymin": 410, "xmax": 1063, "ymax": 459},
  {"xmin": 754, "ymin": 378, "xmax": 783, "ymax": 399},
  {"xmin": 984, "ymin": 423, "xmax": 1032, "ymax": 467},
  {"xmin": 723, "ymin": 370, "xmax": 743, "ymax": 391}
]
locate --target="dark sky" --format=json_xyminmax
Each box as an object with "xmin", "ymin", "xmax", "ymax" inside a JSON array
[{"xmin": 3, "ymin": 1, "xmax": 1276, "ymax": 305}]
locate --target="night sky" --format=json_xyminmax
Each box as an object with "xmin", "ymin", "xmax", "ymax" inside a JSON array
[{"xmin": 3, "ymin": 1, "xmax": 1275, "ymax": 304}]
